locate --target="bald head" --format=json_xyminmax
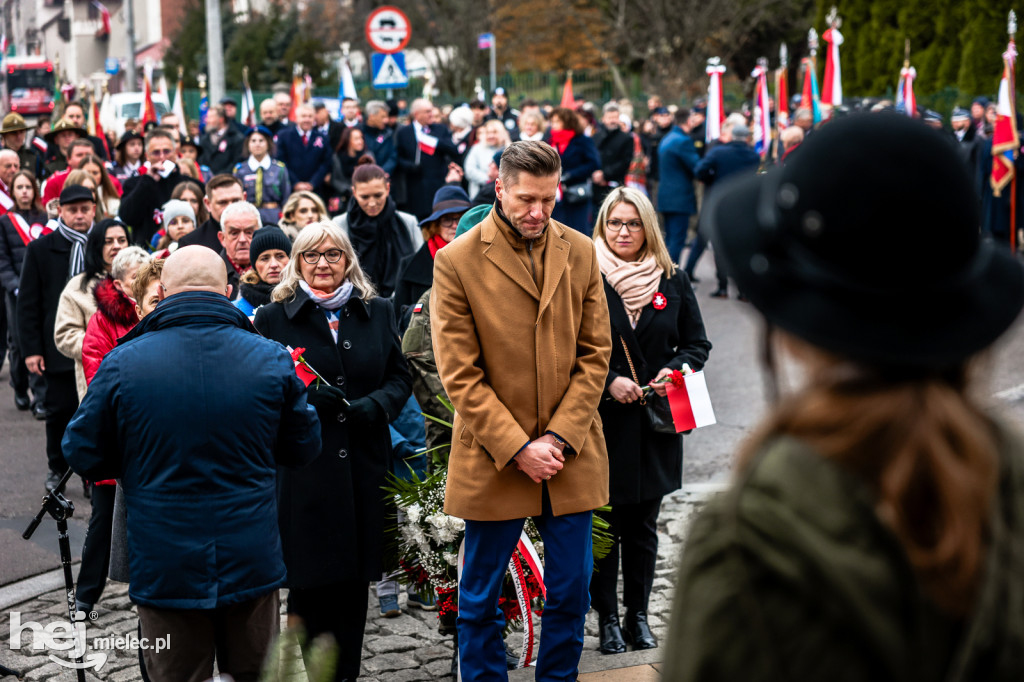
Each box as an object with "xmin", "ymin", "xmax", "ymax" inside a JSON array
[{"xmin": 160, "ymin": 245, "xmax": 231, "ymax": 298}]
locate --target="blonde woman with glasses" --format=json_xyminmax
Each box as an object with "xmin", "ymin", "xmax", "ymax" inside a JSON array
[{"xmin": 590, "ymin": 186, "xmax": 712, "ymax": 655}]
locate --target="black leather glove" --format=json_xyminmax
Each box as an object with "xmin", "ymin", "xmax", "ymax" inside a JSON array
[
  {"xmin": 343, "ymin": 396, "xmax": 383, "ymax": 424},
  {"xmin": 306, "ymin": 382, "xmax": 347, "ymax": 410}
]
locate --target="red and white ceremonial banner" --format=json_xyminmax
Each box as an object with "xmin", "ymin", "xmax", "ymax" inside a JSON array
[
  {"xmin": 776, "ymin": 48, "xmax": 790, "ymax": 129},
  {"xmin": 751, "ymin": 62, "xmax": 772, "ymax": 159},
  {"xmin": 10, "ymin": 213, "xmax": 52, "ymax": 246},
  {"xmin": 705, "ymin": 59, "xmax": 726, "ymax": 144},
  {"xmin": 665, "ymin": 371, "xmax": 717, "ymax": 432},
  {"xmin": 992, "ymin": 39, "xmax": 1019, "ymax": 198},
  {"xmin": 821, "ymin": 27, "xmax": 843, "ymax": 106}
]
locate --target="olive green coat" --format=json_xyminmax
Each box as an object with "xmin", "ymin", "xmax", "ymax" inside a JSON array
[
  {"xmin": 664, "ymin": 424, "xmax": 1024, "ymax": 681},
  {"xmin": 401, "ymin": 288, "xmax": 451, "ymax": 455}
]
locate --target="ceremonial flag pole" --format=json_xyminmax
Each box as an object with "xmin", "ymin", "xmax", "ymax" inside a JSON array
[
  {"xmin": 751, "ymin": 58, "xmax": 771, "ymax": 160},
  {"xmin": 896, "ymin": 40, "xmax": 917, "ymax": 117},
  {"xmin": 775, "ymin": 43, "xmax": 789, "ymax": 161},
  {"xmin": 992, "ymin": 11, "xmax": 1019, "ymax": 251},
  {"xmin": 240, "ymin": 66, "xmax": 256, "ymax": 128},
  {"xmin": 171, "ymin": 66, "xmax": 188, "ymax": 136},
  {"xmin": 801, "ymin": 29, "xmax": 822, "ymax": 124},
  {"xmin": 140, "ymin": 61, "xmax": 158, "ymax": 127},
  {"xmin": 560, "ymin": 71, "xmax": 575, "ymax": 109},
  {"xmin": 821, "ymin": 6, "xmax": 843, "ymax": 109},
  {"xmin": 705, "ymin": 57, "xmax": 726, "ymax": 144},
  {"xmin": 338, "ymin": 44, "xmax": 359, "ymax": 103},
  {"xmin": 197, "ymin": 73, "xmax": 209, "ymax": 134}
]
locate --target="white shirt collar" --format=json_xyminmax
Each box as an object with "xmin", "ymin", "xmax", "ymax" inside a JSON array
[{"xmin": 248, "ymin": 155, "xmax": 271, "ymax": 171}]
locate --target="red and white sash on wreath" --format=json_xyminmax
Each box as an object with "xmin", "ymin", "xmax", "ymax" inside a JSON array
[{"xmin": 10, "ymin": 212, "xmax": 52, "ymax": 246}]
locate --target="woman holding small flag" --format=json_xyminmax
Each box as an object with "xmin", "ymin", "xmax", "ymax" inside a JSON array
[
  {"xmin": 590, "ymin": 187, "xmax": 711, "ymax": 655},
  {"xmin": 666, "ymin": 114, "xmax": 1024, "ymax": 680},
  {"xmin": 254, "ymin": 221, "xmax": 411, "ymax": 682}
]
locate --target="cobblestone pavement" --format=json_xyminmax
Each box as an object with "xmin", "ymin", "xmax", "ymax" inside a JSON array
[{"xmin": 0, "ymin": 489, "xmax": 711, "ymax": 681}]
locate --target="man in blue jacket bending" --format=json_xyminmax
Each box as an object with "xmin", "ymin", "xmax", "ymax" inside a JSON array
[{"xmin": 63, "ymin": 245, "xmax": 321, "ymax": 682}]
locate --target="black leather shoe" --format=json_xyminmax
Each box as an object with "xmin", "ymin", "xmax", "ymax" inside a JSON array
[
  {"xmin": 598, "ymin": 613, "xmax": 627, "ymax": 654},
  {"xmin": 45, "ymin": 470, "xmax": 62, "ymax": 492},
  {"xmin": 14, "ymin": 391, "xmax": 30, "ymax": 410},
  {"xmin": 710, "ymin": 288, "xmax": 729, "ymax": 299},
  {"xmin": 32, "ymin": 403, "xmax": 49, "ymax": 421},
  {"xmin": 624, "ymin": 611, "xmax": 657, "ymax": 650}
]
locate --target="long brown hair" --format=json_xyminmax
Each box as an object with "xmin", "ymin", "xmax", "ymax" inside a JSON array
[
  {"xmin": 741, "ymin": 332, "xmax": 998, "ymax": 617},
  {"xmin": 11, "ymin": 170, "xmax": 42, "ymax": 213}
]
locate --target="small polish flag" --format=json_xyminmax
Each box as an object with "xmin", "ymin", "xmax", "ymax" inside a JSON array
[
  {"xmin": 665, "ymin": 371, "xmax": 716, "ymax": 431},
  {"xmin": 413, "ymin": 302, "xmax": 424, "ymax": 314},
  {"xmin": 416, "ymin": 127, "xmax": 438, "ymax": 156},
  {"xmin": 288, "ymin": 346, "xmax": 318, "ymax": 387}
]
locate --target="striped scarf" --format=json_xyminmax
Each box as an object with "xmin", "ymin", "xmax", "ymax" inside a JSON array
[{"xmin": 56, "ymin": 218, "xmax": 91, "ymax": 281}]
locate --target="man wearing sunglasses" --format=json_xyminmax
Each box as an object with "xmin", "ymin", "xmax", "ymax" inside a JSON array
[{"xmin": 119, "ymin": 129, "xmax": 190, "ymax": 247}]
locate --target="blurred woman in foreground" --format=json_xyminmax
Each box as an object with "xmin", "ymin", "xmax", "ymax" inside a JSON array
[{"xmin": 665, "ymin": 114, "xmax": 1024, "ymax": 680}]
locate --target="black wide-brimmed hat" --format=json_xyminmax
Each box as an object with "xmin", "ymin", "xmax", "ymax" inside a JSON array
[
  {"xmin": 115, "ymin": 130, "xmax": 143, "ymax": 151},
  {"xmin": 706, "ymin": 112, "xmax": 1024, "ymax": 370}
]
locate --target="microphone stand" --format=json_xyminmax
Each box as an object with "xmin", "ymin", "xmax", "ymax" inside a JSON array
[{"xmin": 21, "ymin": 468, "xmax": 87, "ymax": 682}]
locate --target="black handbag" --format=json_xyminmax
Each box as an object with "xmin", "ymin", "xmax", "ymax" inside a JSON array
[
  {"xmin": 563, "ymin": 179, "xmax": 593, "ymax": 205},
  {"xmin": 619, "ymin": 336, "xmax": 677, "ymax": 434}
]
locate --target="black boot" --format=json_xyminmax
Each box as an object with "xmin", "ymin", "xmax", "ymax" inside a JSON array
[
  {"xmin": 598, "ymin": 613, "xmax": 627, "ymax": 655},
  {"xmin": 623, "ymin": 610, "xmax": 657, "ymax": 650}
]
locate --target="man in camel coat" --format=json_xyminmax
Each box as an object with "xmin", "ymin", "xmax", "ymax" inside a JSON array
[{"xmin": 432, "ymin": 140, "xmax": 612, "ymax": 681}]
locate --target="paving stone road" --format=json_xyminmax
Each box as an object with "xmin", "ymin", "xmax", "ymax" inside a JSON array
[{"xmin": 0, "ymin": 490, "xmax": 709, "ymax": 681}]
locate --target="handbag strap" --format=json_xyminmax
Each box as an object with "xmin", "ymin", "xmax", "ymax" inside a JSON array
[{"xmin": 619, "ymin": 335, "xmax": 647, "ymax": 406}]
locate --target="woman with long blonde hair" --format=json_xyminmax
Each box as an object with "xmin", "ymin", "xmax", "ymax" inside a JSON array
[
  {"xmin": 590, "ymin": 186, "xmax": 710, "ymax": 655},
  {"xmin": 665, "ymin": 114, "xmax": 1024, "ymax": 680}
]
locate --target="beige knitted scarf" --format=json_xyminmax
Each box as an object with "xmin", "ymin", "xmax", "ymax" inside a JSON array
[{"xmin": 595, "ymin": 238, "xmax": 663, "ymax": 328}]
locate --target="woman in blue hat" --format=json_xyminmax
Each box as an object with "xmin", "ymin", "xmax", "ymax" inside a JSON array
[
  {"xmin": 233, "ymin": 126, "xmax": 291, "ymax": 226},
  {"xmin": 393, "ymin": 184, "xmax": 471, "ymax": 321}
]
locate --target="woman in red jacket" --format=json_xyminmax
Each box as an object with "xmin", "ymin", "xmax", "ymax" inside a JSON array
[{"xmin": 75, "ymin": 244, "xmax": 151, "ymax": 614}]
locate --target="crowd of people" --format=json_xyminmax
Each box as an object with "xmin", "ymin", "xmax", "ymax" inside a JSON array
[{"xmin": 1, "ymin": 81, "xmax": 1024, "ymax": 682}]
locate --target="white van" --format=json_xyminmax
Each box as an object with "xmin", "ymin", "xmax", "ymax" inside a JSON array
[{"xmin": 107, "ymin": 92, "xmax": 172, "ymax": 138}]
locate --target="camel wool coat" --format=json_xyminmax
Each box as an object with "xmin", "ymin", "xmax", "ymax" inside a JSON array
[{"xmin": 431, "ymin": 207, "xmax": 612, "ymax": 521}]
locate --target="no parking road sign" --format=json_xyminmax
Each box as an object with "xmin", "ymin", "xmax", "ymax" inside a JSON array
[{"xmin": 365, "ymin": 6, "xmax": 411, "ymax": 54}]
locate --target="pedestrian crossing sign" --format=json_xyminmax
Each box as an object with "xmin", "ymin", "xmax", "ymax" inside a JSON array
[{"xmin": 372, "ymin": 52, "xmax": 409, "ymax": 89}]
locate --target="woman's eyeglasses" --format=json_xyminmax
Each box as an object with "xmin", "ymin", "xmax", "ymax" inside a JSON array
[
  {"xmin": 606, "ymin": 219, "xmax": 645, "ymax": 233},
  {"xmin": 301, "ymin": 249, "xmax": 344, "ymax": 265}
]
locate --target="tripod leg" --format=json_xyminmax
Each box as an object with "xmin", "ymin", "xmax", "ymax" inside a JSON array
[{"xmin": 56, "ymin": 519, "xmax": 87, "ymax": 682}]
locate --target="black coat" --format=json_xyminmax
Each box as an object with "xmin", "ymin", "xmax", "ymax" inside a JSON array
[
  {"xmin": 394, "ymin": 123, "xmax": 459, "ymax": 220},
  {"xmin": 0, "ymin": 210, "xmax": 47, "ymax": 293},
  {"xmin": 394, "ymin": 243, "xmax": 433, "ymax": 323},
  {"xmin": 254, "ymin": 292, "xmax": 412, "ymax": 587},
  {"xmin": 118, "ymin": 169, "xmax": 189, "ymax": 247},
  {"xmin": 599, "ymin": 271, "xmax": 711, "ymax": 504},
  {"xmin": 200, "ymin": 127, "xmax": 246, "ymax": 176},
  {"xmin": 16, "ymin": 228, "xmax": 79, "ymax": 372},
  {"xmin": 593, "ymin": 125, "xmax": 635, "ymax": 188},
  {"xmin": 178, "ymin": 217, "xmax": 222, "ymax": 252}
]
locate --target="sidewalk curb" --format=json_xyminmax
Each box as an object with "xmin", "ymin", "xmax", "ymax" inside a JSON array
[{"xmin": 0, "ymin": 563, "xmax": 80, "ymax": 611}]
